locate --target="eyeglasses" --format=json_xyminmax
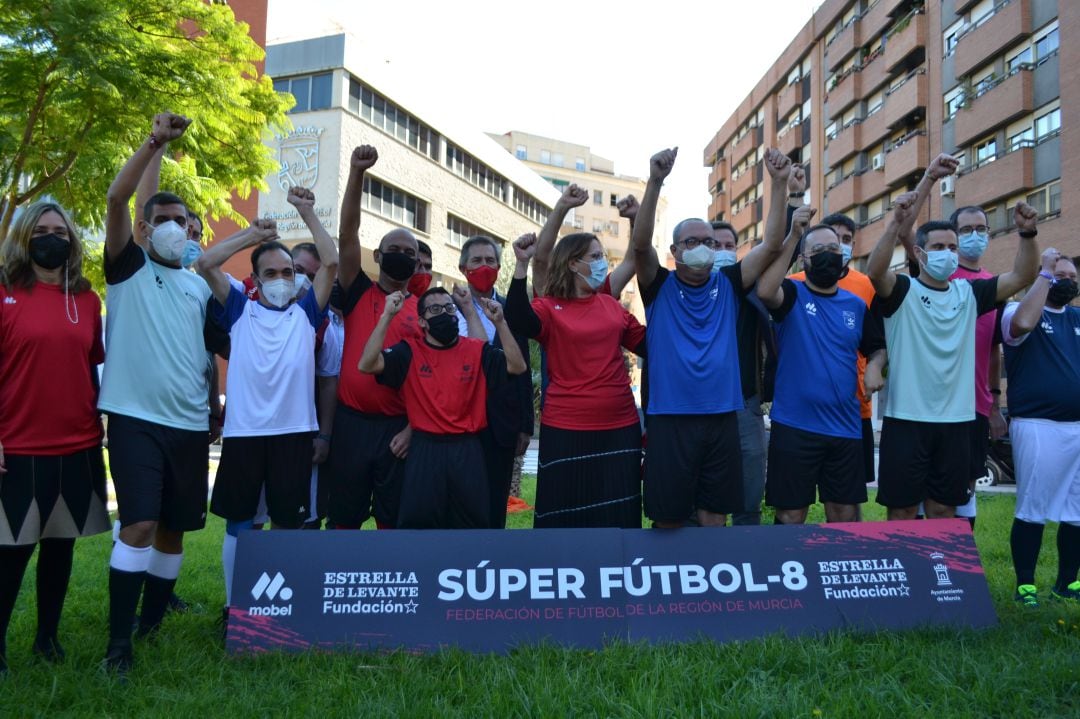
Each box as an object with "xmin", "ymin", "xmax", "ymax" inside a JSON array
[
  {"xmin": 957, "ymin": 225, "xmax": 989, "ymax": 237},
  {"xmin": 675, "ymin": 236, "xmax": 722, "ymax": 250},
  {"xmin": 577, "ymin": 251, "xmax": 607, "ymax": 263},
  {"xmin": 424, "ymin": 303, "xmax": 457, "ymax": 317}
]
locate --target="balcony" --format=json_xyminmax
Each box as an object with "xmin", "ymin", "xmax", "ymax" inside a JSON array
[
  {"xmin": 731, "ymin": 163, "xmax": 758, "ymax": 199},
  {"xmin": 731, "ymin": 201, "xmax": 755, "ymax": 233},
  {"xmin": 884, "ymin": 132, "xmax": 927, "ymax": 188},
  {"xmin": 955, "ymin": 147, "xmax": 1035, "ymax": 207},
  {"xmin": 777, "ymin": 81, "xmax": 803, "ymax": 121},
  {"xmin": 861, "ymin": 0, "xmax": 908, "ymax": 42},
  {"xmin": 828, "ymin": 120, "xmax": 861, "ymax": 165},
  {"xmin": 827, "ymin": 172, "xmax": 861, "ymax": 214},
  {"xmin": 954, "ymin": 0, "xmax": 982, "ymax": 14},
  {"xmin": 778, "ymin": 124, "xmax": 801, "ymax": 156},
  {"xmin": 708, "ymin": 160, "xmax": 727, "ymax": 193},
  {"xmin": 954, "ymin": 0, "xmax": 1032, "ymax": 79},
  {"xmin": 825, "ymin": 70, "xmax": 861, "ymax": 120},
  {"xmin": 954, "ymin": 67, "xmax": 1033, "ymax": 147},
  {"xmin": 883, "ymin": 71, "xmax": 928, "ymax": 130},
  {"xmin": 861, "ymin": 163, "xmax": 888, "ymax": 200},
  {"xmin": 859, "ymin": 105, "xmax": 891, "ymax": 151},
  {"xmin": 853, "ymin": 214, "xmax": 888, "ymax": 260},
  {"xmin": 730, "ymin": 129, "xmax": 756, "ymax": 165},
  {"xmin": 827, "ymin": 19, "xmax": 861, "ymax": 73},
  {"xmin": 708, "ymin": 194, "xmax": 727, "ymax": 224},
  {"xmin": 885, "ymin": 12, "xmax": 927, "ymax": 74}
]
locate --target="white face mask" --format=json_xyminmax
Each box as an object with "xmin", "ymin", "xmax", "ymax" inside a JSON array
[
  {"xmin": 148, "ymin": 220, "xmax": 188, "ymax": 262},
  {"xmin": 681, "ymin": 244, "xmax": 715, "ymax": 270},
  {"xmin": 261, "ymin": 278, "xmax": 297, "ymax": 308},
  {"xmin": 294, "ymin": 274, "xmax": 312, "ymax": 296}
]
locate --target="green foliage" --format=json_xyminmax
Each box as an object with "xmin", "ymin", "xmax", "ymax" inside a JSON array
[{"xmin": 0, "ymin": 0, "xmax": 292, "ymax": 241}]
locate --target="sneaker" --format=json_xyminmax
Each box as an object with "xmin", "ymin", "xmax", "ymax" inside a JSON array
[
  {"xmin": 102, "ymin": 639, "xmax": 134, "ymax": 678},
  {"xmin": 31, "ymin": 635, "xmax": 65, "ymax": 663},
  {"xmin": 166, "ymin": 593, "xmax": 190, "ymax": 614},
  {"xmin": 1015, "ymin": 584, "xmax": 1039, "ymax": 607},
  {"xmin": 1050, "ymin": 581, "xmax": 1080, "ymax": 602}
]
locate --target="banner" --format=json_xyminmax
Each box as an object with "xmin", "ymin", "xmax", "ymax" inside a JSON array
[{"xmin": 226, "ymin": 520, "xmax": 996, "ymax": 654}]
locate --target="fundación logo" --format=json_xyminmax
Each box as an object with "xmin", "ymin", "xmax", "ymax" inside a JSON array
[{"xmin": 249, "ymin": 571, "xmax": 294, "ymax": 616}]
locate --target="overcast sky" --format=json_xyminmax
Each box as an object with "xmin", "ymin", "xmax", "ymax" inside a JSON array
[{"xmin": 267, "ymin": 0, "xmax": 825, "ymax": 225}]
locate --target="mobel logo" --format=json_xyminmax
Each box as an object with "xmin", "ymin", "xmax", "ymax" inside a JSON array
[
  {"xmin": 277, "ymin": 126, "xmax": 324, "ymax": 191},
  {"xmin": 249, "ymin": 572, "xmax": 294, "ymax": 616}
]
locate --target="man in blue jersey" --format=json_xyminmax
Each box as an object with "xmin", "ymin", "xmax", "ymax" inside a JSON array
[
  {"xmin": 1001, "ymin": 249, "xmax": 1080, "ymax": 606},
  {"xmin": 757, "ymin": 206, "xmax": 887, "ymax": 524},
  {"xmin": 866, "ymin": 191, "xmax": 1040, "ymax": 521},
  {"xmin": 631, "ymin": 146, "xmax": 791, "ymax": 529}
]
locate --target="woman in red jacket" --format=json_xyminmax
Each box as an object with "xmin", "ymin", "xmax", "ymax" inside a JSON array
[{"xmin": 0, "ymin": 201, "xmax": 109, "ymax": 673}]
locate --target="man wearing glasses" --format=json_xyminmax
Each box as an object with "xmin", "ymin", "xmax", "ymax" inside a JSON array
[
  {"xmin": 359, "ymin": 288, "xmax": 527, "ymax": 528},
  {"xmin": 631, "ymin": 146, "xmax": 792, "ymax": 529}
]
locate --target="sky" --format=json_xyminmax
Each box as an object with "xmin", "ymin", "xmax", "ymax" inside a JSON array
[{"xmin": 266, "ymin": 0, "xmax": 825, "ymax": 225}]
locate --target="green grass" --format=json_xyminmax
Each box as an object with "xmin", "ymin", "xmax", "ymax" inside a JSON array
[{"xmin": 2, "ymin": 480, "xmax": 1079, "ymax": 717}]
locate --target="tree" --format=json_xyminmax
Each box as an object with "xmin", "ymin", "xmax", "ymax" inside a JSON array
[{"xmin": 0, "ymin": 0, "xmax": 292, "ymax": 241}]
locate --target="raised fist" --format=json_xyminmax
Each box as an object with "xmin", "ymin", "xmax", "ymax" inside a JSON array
[
  {"xmin": 479, "ymin": 297, "xmax": 504, "ymax": 323},
  {"xmin": 616, "ymin": 195, "xmax": 640, "ymax": 221},
  {"xmin": 925, "ymin": 153, "xmax": 960, "ymax": 181},
  {"xmin": 286, "ymin": 186, "xmax": 315, "ymax": 210},
  {"xmin": 649, "ymin": 148, "xmax": 678, "ymax": 182},
  {"xmin": 152, "ymin": 113, "xmax": 191, "ymax": 144},
  {"xmin": 351, "ymin": 145, "xmax": 378, "ymax": 171},
  {"xmin": 1014, "ymin": 201, "xmax": 1038, "ymax": 233},
  {"xmin": 558, "ymin": 184, "xmax": 589, "ymax": 210},
  {"xmin": 764, "ymin": 148, "xmax": 792, "ymax": 181},
  {"xmin": 251, "ymin": 218, "xmax": 279, "ymax": 242},
  {"xmin": 891, "ymin": 191, "xmax": 919, "ymax": 224},
  {"xmin": 383, "ymin": 291, "xmax": 405, "ymax": 317},
  {"xmin": 787, "ymin": 164, "xmax": 806, "ymax": 195},
  {"xmin": 513, "ymin": 233, "xmax": 538, "ymax": 262},
  {"xmin": 1041, "ymin": 247, "xmax": 1062, "ymax": 273},
  {"xmin": 790, "ymin": 205, "xmax": 816, "ymax": 235},
  {"xmin": 451, "ymin": 283, "xmax": 475, "ymax": 313}
]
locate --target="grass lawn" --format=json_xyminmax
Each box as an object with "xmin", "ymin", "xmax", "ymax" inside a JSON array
[{"xmin": 1, "ymin": 479, "xmax": 1078, "ymax": 717}]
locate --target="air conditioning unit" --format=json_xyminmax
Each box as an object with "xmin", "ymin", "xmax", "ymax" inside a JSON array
[
  {"xmin": 939, "ymin": 176, "xmax": 956, "ymax": 196},
  {"xmin": 871, "ymin": 153, "xmax": 885, "ymax": 171}
]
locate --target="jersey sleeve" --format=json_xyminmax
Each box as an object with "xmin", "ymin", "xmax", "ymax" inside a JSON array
[
  {"xmin": 480, "ymin": 342, "xmax": 509, "ymax": 391},
  {"xmin": 340, "ymin": 270, "xmax": 374, "ymax": 317},
  {"xmin": 873, "ymin": 273, "xmax": 910, "ymax": 318},
  {"xmin": 90, "ymin": 294, "xmax": 105, "ymax": 366},
  {"xmin": 210, "ymin": 285, "xmax": 248, "ymax": 331},
  {"xmin": 505, "ymin": 277, "xmax": 542, "ymax": 339},
  {"xmin": 722, "ymin": 262, "xmax": 751, "ymax": 297},
  {"xmin": 298, "ymin": 289, "xmax": 328, "ymax": 329},
  {"xmin": 1000, "ymin": 302, "xmax": 1032, "ymax": 347},
  {"xmin": 316, "ymin": 321, "xmax": 343, "ymax": 377},
  {"xmin": 104, "ymin": 237, "xmax": 146, "ymax": 285},
  {"xmin": 621, "ymin": 308, "xmax": 647, "ymax": 356},
  {"xmin": 858, "ymin": 303, "xmax": 886, "ymax": 357},
  {"xmin": 375, "ymin": 340, "xmax": 412, "ymax": 389},
  {"xmin": 970, "ymin": 277, "xmax": 1000, "ymax": 316},
  {"xmin": 768, "ymin": 279, "xmax": 799, "ymax": 322},
  {"xmin": 641, "ymin": 268, "xmax": 670, "ymax": 307}
]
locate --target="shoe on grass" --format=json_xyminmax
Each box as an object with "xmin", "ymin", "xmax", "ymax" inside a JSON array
[
  {"xmin": 32, "ymin": 635, "xmax": 65, "ymax": 663},
  {"xmin": 1050, "ymin": 581, "xmax": 1080, "ymax": 602},
  {"xmin": 1015, "ymin": 584, "xmax": 1039, "ymax": 607},
  {"xmin": 101, "ymin": 639, "xmax": 133, "ymax": 679}
]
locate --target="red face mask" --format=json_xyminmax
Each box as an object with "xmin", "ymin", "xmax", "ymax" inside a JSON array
[
  {"xmin": 407, "ymin": 272, "xmax": 432, "ymax": 296},
  {"xmin": 466, "ymin": 265, "xmax": 498, "ymax": 294}
]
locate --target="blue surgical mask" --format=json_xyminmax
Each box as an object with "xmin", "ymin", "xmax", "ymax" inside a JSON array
[
  {"xmin": 841, "ymin": 243, "xmax": 853, "ymax": 266},
  {"xmin": 921, "ymin": 249, "xmax": 959, "ymax": 282},
  {"xmin": 576, "ymin": 257, "xmax": 608, "ymax": 291},
  {"xmin": 712, "ymin": 249, "xmax": 737, "ymax": 271},
  {"xmin": 181, "ymin": 240, "xmax": 203, "ymax": 269},
  {"xmin": 958, "ymin": 231, "xmax": 989, "ymax": 261}
]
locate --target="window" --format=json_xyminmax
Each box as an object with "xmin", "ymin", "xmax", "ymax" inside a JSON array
[
  {"xmin": 1049, "ymin": 181, "xmax": 1061, "ymax": 213},
  {"xmin": 974, "ymin": 138, "xmax": 997, "ymax": 166},
  {"xmin": 513, "ymin": 188, "xmax": 549, "ymax": 224},
  {"xmin": 592, "ymin": 220, "xmax": 604, "ymax": 233},
  {"xmin": 546, "ymin": 177, "xmax": 569, "ymax": 192},
  {"xmin": 1007, "ymin": 47, "xmax": 1033, "ymax": 72},
  {"xmin": 540, "ymin": 149, "xmax": 551, "ymax": 164},
  {"xmin": 787, "ymin": 67, "xmax": 800, "ymax": 85},
  {"xmin": 552, "ymin": 153, "xmax": 564, "ymax": 168},
  {"xmin": 274, "ymin": 73, "xmax": 334, "ymax": 114},
  {"xmin": 353, "ymin": 80, "xmax": 440, "ymax": 160},
  {"xmin": 515, "ymin": 145, "xmax": 527, "ymax": 160},
  {"xmin": 1035, "ymin": 28, "xmax": 1059, "ymax": 60},
  {"xmin": 362, "ymin": 177, "xmax": 427, "ymax": 232},
  {"xmin": 1009, "ymin": 127, "xmax": 1034, "ymax": 150},
  {"xmin": 593, "ymin": 190, "xmax": 603, "ymax": 205},
  {"xmin": 575, "ymin": 157, "xmax": 586, "ymax": 171},
  {"xmin": 610, "ymin": 193, "xmax": 618, "ymax": 207},
  {"xmin": 826, "ymin": 122, "xmax": 838, "ymax": 141},
  {"xmin": 945, "ymin": 91, "xmax": 965, "ymax": 119},
  {"xmin": 445, "ymin": 143, "xmax": 508, "ymax": 202},
  {"xmin": 974, "ymin": 74, "xmax": 995, "ymax": 98},
  {"xmin": 1026, "ymin": 189, "xmax": 1047, "ymax": 216},
  {"xmin": 1035, "ymin": 108, "xmax": 1061, "ymax": 140},
  {"xmin": 447, "ymin": 215, "xmax": 505, "ymax": 250}
]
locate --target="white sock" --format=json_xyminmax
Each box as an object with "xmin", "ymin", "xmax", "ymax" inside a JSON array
[
  {"xmin": 147, "ymin": 548, "xmax": 184, "ymax": 580},
  {"xmin": 222, "ymin": 534, "xmax": 237, "ymax": 605},
  {"xmin": 110, "ymin": 540, "xmax": 152, "ymax": 573}
]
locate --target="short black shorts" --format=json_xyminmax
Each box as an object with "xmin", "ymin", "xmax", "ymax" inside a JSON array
[
  {"xmin": 644, "ymin": 413, "xmax": 743, "ymax": 522},
  {"xmin": 969, "ymin": 413, "xmax": 991, "ymax": 482},
  {"xmin": 765, "ymin": 421, "xmax": 867, "ymax": 509},
  {"xmin": 876, "ymin": 417, "xmax": 972, "ymax": 509},
  {"xmin": 320, "ymin": 406, "xmax": 407, "ymax": 527},
  {"xmin": 211, "ymin": 432, "xmax": 313, "ymax": 528},
  {"xmin": 396, "ymin": 431, "xmax": 489, "ymax": 529},
  {"xmin": 106, "ymin": 413, "xmax": 209, "ymax": 532}
]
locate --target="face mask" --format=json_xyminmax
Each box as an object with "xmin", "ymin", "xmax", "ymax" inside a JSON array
[
  {"xmin": 680, "ymin": 244, "xmax": 714, "ymax": 271},
  {"xmin": 958, "ymin": 231, "xmax": 989, "ymax": 262},
  {"xmin": 294, "ymin": 274, "xmax": 312, "ymax": 296},
  {"xmin": 1047, "ymin": 278, "xmax": 1079, "ymax": 307},
  {"xmin": 805, "ymin": 251, "xmax": 845, "ymax": 288},
  {"xmin": 407, "ymin": 272, "xmax": 432, "ymax": 296},
  {"xmin": 712, "ymin": 250, "xmax": 737, "ymax": 272},
  {"xmin": 841, "ymin": 243, "xmax": 853, "ymax": 266},
  {"xmin": 379, "ymin": 251, "xmax": 417, "ymax": 281},
  {"xmin": 181, "ymin": 240, "xmax": 202, "ymax": 269},
  {"xmin": 466, "ymin": 265, "xmax": 499, "ymax": 294},
  {"xmin": 29, "ymin": 233, "xmax": 71, "ymax": 270},
  {"xmin": 261, "ymin": 278, "xmax": 297, "ymax": 308},
  {"xmin": 575, "ymin": 257, "xmax": 608, "ymax": 291},
  {"xmin": 148, "ymin": 220, "xmax": 188, "ymax": 262},
  {"xmin": 921, "ymin": 249, "xmax": 959, "ymax": 282},
  {"xmin": 425, "ymin": 313, "xmax": 460, "ymax": 345}
]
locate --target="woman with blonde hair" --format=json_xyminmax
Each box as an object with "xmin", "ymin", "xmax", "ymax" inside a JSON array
[
  {"xmin": 506, "ymin": 232, "xmax": 646, "ymax": 528},
  {"xmin": 0, "ymin": 200, "xmax": 108, "ymax": 673}
]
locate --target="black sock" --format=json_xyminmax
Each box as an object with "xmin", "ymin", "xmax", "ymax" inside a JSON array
[
  {"xmin": 108, "ymin": 568, "xmax": 146, "ymax": 643},
  {"xmin": 0, "ymin": 545, "xmax": 36, "ymax": 654},
  {"xmin": 138, "ymin": 575, "xmax": 177, "ymax": 634},
  {"xmin": 35, "ymin": 538, "xmax": 75, "ymax": 641},
  {"xmin": 1055, "ymin": 523, "xmax": 1080, "ymax": 591},
  {"xmin": 968, "ymin": 516, "xmax": 976, "ymax": 531},
  {"xmin": 1011, "ymin": 519, "xmax": 1045, "ymax": 587}
]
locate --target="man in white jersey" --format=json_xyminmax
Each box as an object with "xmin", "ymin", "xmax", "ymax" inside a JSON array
[
  {"xmin": 866, "ymin": 190, "xmax": 1039, "ymax": 520},
  {"xmin": 99, "ymin": 113, "xmax": 211, "ymax": 674},
  {"xmin": 194, "ymin": 187, "xmax": 337, "ymax": 609}
]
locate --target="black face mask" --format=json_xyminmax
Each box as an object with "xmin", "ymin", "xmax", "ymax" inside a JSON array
[
  {"xmin": 29, "ymin": 233, "xmax": 71, "ymax": 270},
  {"xmin": 806, "ymin": 251, "xmax": 844, "ymax": 289},
  {"xmin": 379, "ymin": 252, "xmax": 417, "ymax": 281},
  {"xmin": 425, "ymin": 314, "xmax": 459, "ymax": 345},
  {"xmin": 1047, "ymin": 279, "xmax": 1079, "ymax": 307}
]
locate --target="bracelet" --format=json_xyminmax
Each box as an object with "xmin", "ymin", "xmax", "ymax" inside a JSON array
[
  {"xmin": 148, "ymin": 134, "xmax": 162, "ymax": 149},
  {"xmin": 1039, "ymin": 270, "xmax": 1054, "ymax": 281},
  {"xmin": 1019, "ymin": 229, "xmax": 1038, "ymax": 239},
  {"xmin": 317, "ymin": 433, "xmax": 332, "ymax": 442},
  {"xmin": 788, "ymin": 192, "xmax": 804, "ymax": 198},
  {"xmin": 989, "ymin": 389, "xmax": 1001, "ymax": 396}
]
